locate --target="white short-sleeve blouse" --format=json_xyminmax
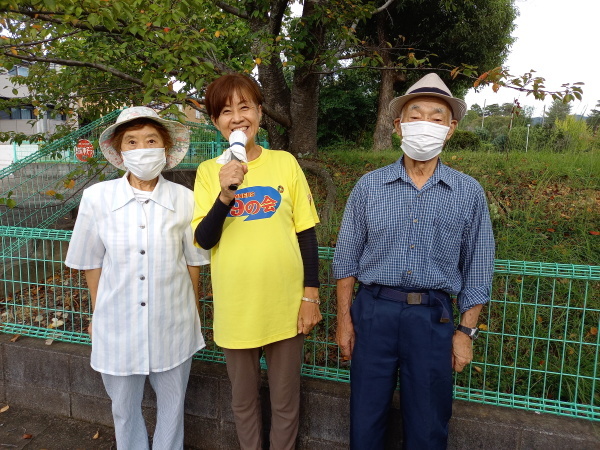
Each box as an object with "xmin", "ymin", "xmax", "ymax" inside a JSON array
[{"xmin": 65, "ymin": 174, "xmax": 209, "ymax": 375}]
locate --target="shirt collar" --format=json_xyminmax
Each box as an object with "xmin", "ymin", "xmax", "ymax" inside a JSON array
[
  {"xmin": 384, "ymin": 156, "xmax": 458, "ymax": 190},
  {"xmin": 111, "ymin": 174, "xmax": 175, "ymax": 212}
]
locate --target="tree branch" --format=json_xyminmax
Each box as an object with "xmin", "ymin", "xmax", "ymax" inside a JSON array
[
  {"xmin": 0, "ymin": 30, "xmax": 81, "ymax": 49},
  {"xmin": 214, "ymin": 1, "xmax": 248, "ymax": 19},
  {"xmin": 374, "ymin": 0, "xmax": 396, "ymax": 14},
  {"xmin": 2, "ymin": 52, "xmax": 145, "ymax": 86}
]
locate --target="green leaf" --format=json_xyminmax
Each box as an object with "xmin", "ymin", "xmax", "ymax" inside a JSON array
[{"xmin": 6, "ymin": 199, "xmax": 16, "ymax": 208}]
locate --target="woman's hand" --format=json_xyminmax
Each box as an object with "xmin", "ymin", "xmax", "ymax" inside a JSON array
[
  {"xmin": 297, "ymin": 300, "xmax": 322, "ymax": 335},
  {"xmin": 218, "ymin": 160, "xmax": 248, "ymax": 204}
]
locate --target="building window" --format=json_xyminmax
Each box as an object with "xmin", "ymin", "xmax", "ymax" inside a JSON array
[
  {"xmin": 9, "ymin": 106, "xmax": 34, "ymax": 120},
  {"xmin": 8, "ymin": 65, "xmax": 29, "ymax": 77}
]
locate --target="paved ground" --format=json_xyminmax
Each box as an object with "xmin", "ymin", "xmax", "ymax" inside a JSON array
[{"xmin": 0, "ymin": 405, "xmax": 116, "ymax": 450}]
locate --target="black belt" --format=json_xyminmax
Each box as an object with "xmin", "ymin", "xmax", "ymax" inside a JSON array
[{"xmin": 362, "ymin": 284, "xmax": 451, "ymax": 323}]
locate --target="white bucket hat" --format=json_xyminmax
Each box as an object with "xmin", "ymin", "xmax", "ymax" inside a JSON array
[
  {"xmin": 99, "ymin": 106, "xmax": 190, "ymax": 170},
  {"xmin": 388, "ymin": 73, "xmax": 467, "ymax": 121}
]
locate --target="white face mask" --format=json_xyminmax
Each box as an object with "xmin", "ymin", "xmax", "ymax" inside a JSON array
[
  {"xmin": 121, "ymin": 148, "xmax": 167, "ymax": 181},
  {"xmin": 400, "ymin": 121, "xmax": 451, "ymax": 161}
]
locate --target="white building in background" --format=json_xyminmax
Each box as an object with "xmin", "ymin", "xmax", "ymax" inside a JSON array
[{"xmin": 0, "ymin": 64, "xmax": 74, "ymax": 169}]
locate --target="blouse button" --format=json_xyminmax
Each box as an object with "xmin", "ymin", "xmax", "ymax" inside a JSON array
[
  {"xmin": 140, "ymin": 250, "xmax": 146, "ymax": 255},
  {"xmin": 140, "ymin": 225, "xmax": 145, "ymax": 229},
  {"xmin": 407, "ymin": 270, "xmax": 412, "ymax": 275},
  {"xmin": 141, "ymin": 302, "xmax": 146, "ymax": 306},
  {"xmin": 140, "ymin": 276, "xmax": 145, "ymax": 280},
  {"xmin": 144, "ymin": 200, "xmax": 149, "ymax": 204},
  {"xmin": 413, "ymin": 218, "xmax": 418, "ymax": 223}
]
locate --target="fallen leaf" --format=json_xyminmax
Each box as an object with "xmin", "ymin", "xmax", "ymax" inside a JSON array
[
  {"xmin": 589, "ymin": 231, "xmax": 600, "ymax": 236},
  {"xmin": 590, "ymin": 327, "xmax": 598, "ymax": 336},
  {"xmin": 93, "ymin": 430, "xmax": 100, "ymax": 440},
  {"xmin": 472, "ymin": 365, "xmax": 483, "ymax": 373},
  {"xmin": 45, "ymin": 190, "xmax": 56, "ymax": 196},
  {"xmin": 23, "ymin": 434, "xmax": 33, "ymax": 439},
  {"xmin": 0, "ymin": 405, "xmax": 9, "ymax": 413},
  {"xmin": 478, "ymin": 324, "xmax": 488, "ymax": 331},
  {"xmin": 9, "ymin": 334, "xmax": 20, "ymax": 342},
  {"xmin": 45, "ymin": 339, "xmax": 54, "ymax": 345}
]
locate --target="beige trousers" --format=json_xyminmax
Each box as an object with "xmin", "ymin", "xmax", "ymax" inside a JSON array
[{"xmin": 223, "ymin": 333, "xmax": 305, "ymax": 450}]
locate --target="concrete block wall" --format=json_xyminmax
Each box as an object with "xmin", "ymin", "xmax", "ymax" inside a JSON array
[{"xmin": 0, "ymin": 334, "xmax": 598, "ymax": 449}]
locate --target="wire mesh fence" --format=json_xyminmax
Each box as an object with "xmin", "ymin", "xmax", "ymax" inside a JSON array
[
  {"xmin": 0, "ymin": 111, "xmax": 269, "ymax": 232},
  {"xmin": 0, "ymin": 227, "xmax": 598, "ymax": 421}
]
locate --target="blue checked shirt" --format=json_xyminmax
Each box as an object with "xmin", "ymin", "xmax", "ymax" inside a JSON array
[{"xmin": 332, "ymin": 157, "xmax": 495, "ymax": 313}]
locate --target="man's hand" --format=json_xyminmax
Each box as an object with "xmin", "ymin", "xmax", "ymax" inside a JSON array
[
  {"xmin": 297, "ymin": 301, "xmax": 322, "ymax": 335},
  {"xmin": 452, "ymin": 331, "xmax": 473, "ymax": 372},
  {"xmin": 336, "ymin": 316, "xmax": 355, "ymax": 360}
]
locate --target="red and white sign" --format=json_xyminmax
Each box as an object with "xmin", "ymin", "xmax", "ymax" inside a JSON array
[{"xmin": 75, "ymin": 139, "xmax": 95, "ymax": 162}]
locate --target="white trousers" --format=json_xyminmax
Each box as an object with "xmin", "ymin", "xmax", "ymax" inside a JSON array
[{"xmin": 101, "ymin": 357, "xmax": 192, "ymax": 450}]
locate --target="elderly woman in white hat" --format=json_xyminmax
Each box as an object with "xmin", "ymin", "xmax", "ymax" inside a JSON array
[{"xmin": 65, "ymin": 106, "xmax": 209, "ymax": 450}]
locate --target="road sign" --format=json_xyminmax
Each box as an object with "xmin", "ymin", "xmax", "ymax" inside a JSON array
[{"xmin": 75, "ymin": 139, "xmax": 95, "ymax": 162}]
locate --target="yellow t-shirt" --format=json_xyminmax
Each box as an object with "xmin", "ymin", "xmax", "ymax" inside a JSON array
[{"xmin": 192, "ymin": 148, "xmax": 319, "ymax": 348}]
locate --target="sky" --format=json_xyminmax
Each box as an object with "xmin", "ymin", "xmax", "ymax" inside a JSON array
[{"xmin": 464, "ymin": 0, "xmax": 598, "ymax": 117}]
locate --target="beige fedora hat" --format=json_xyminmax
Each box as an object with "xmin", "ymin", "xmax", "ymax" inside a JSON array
[
  {"xmin": 388, "ymin": 73, "xmax": 467, "ymax": 121},
  {"xmin": 99, "ymin": 106, "xmax": 190, "ymax": 170}
]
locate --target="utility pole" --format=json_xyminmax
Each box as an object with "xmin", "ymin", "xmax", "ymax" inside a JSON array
[{"xmin": 481, "ymin": 99, "xmax": 486, "ymax": 128}]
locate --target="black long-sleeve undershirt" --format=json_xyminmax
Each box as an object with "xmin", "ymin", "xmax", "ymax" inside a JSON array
[{"xmin": 194, "ymin": 195, "xmax": 319, "ymax": 287}]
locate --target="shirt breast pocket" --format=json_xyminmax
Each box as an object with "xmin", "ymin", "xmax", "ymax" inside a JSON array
[{"xmin": 429, "ymin": 216, "xmax": 465, "ymax": 264}]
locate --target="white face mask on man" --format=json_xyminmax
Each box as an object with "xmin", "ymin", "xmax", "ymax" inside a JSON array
[
  {"xmin": 400, "ymin": 121, "xmax": 451, "ymax": 161},
  {"xmin": 121, "ymin": 148, "xmax": 167, "ymax": 181}
]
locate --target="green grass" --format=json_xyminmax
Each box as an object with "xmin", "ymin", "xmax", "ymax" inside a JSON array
[{"xmin": 304, "ymin": 149, "xmax": 600, "ymax": 266}]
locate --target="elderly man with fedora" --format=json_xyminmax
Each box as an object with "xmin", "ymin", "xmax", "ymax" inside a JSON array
[{"xmin": 333, "ymin": 73, "xmax": 495, "ymax": 449}]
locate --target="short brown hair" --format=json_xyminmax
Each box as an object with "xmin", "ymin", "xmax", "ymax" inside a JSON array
[
  {"xmin": 112, "ymin": 118, "xmax": 173, "ymax": 152},
  {"xmin": 205, "ymin": 74, "xmax": 263, "ymax": 119}
]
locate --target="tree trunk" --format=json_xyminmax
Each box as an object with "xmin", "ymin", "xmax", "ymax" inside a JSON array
[
  {"xmin": 373, "ymin": 69, "xmax": 396, "ymax": 151},
  {"xmin": 372, "ymin": 11, "xmax": 405, "ymax": 152},
  {"xmin": 248, "ymin": 0, "xmax": 292, "ymax": 151},
  {"xmin": 287, "ymin": 0, "xmax": 325, "ymax": 155},
  {"xmin": 258, "ymin": 64, "xmax": 291, "ymax": 151},
  {"xmin": 288, "ymin": 69, "xmax": 320, "ymax": 155}
]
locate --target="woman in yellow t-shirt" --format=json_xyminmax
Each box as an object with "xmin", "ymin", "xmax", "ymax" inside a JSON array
[{"xmin": 191, "ymin": 73, "xmax": 321, "ymax": 449}]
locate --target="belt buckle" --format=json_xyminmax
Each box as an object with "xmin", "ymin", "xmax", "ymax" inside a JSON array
[{"xmin": 407, "ymin": 293, "xmax": 422, "ymax": 305}]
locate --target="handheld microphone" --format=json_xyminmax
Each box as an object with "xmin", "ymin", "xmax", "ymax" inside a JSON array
[{"xmin": 228, "ymin": 130, "xmax": 248, "ymax": 191}]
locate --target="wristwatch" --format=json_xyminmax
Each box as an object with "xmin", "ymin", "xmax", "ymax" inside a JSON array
[{"xmin": 456, "ymin": 324, "xmax": 480, "ymax": 340}]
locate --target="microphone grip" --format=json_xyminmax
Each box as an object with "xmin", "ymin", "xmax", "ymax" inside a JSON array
[{"xmin": 229, "ymin": 152, "xmax": 240, "ymax": 191}]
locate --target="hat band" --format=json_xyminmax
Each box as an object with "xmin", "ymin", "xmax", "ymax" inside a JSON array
[{"xmin": 410, "ymin": 87, "xmax": 451, "ymax": 97}]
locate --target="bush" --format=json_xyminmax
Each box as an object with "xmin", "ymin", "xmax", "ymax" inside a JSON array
[{"xmin": 446, "ymin": 129, "xmax": 481, "ymax": 151}]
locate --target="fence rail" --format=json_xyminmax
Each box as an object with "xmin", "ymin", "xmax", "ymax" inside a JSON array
[{"xmin": 0, "ymin": 227, "xmax": 598, "ymax": 422}]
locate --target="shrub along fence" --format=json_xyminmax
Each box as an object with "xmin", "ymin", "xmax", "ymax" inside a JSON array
[{"xmin": 0, "ymin": 226, "xmax": 598, "ymax": 422}]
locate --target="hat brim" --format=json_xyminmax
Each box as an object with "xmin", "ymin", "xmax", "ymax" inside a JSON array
[
  {"xmin": 99, "ymin": 114, "xmax": 190, "ymax": 170},
  {"xmin": 389, "ymin": 92, "xmax": 467, "ymax": 122}
]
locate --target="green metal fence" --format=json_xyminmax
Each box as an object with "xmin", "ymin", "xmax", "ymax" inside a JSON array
[
  {"xmin": 0, "ymin": 227, "xmax": 598, "ymax": 422},
  {"xmin": 0, "ymin": 111, "xmax": 268, "ymax": 232}
]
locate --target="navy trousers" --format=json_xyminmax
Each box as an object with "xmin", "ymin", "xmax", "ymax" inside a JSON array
[{"xmin": 349, "ymin": 285, "xmax": 455, "ymax": 450}]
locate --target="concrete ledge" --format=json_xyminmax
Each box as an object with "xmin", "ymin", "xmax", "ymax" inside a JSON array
[{"xmin": 0, "ymin": 334, "xmax": 598, "ymax": 449}]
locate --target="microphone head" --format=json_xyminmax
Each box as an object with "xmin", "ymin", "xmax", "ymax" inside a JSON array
[{"xmin": 229, "ymin": 130, "xmax": 248, "ymax": 148}]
